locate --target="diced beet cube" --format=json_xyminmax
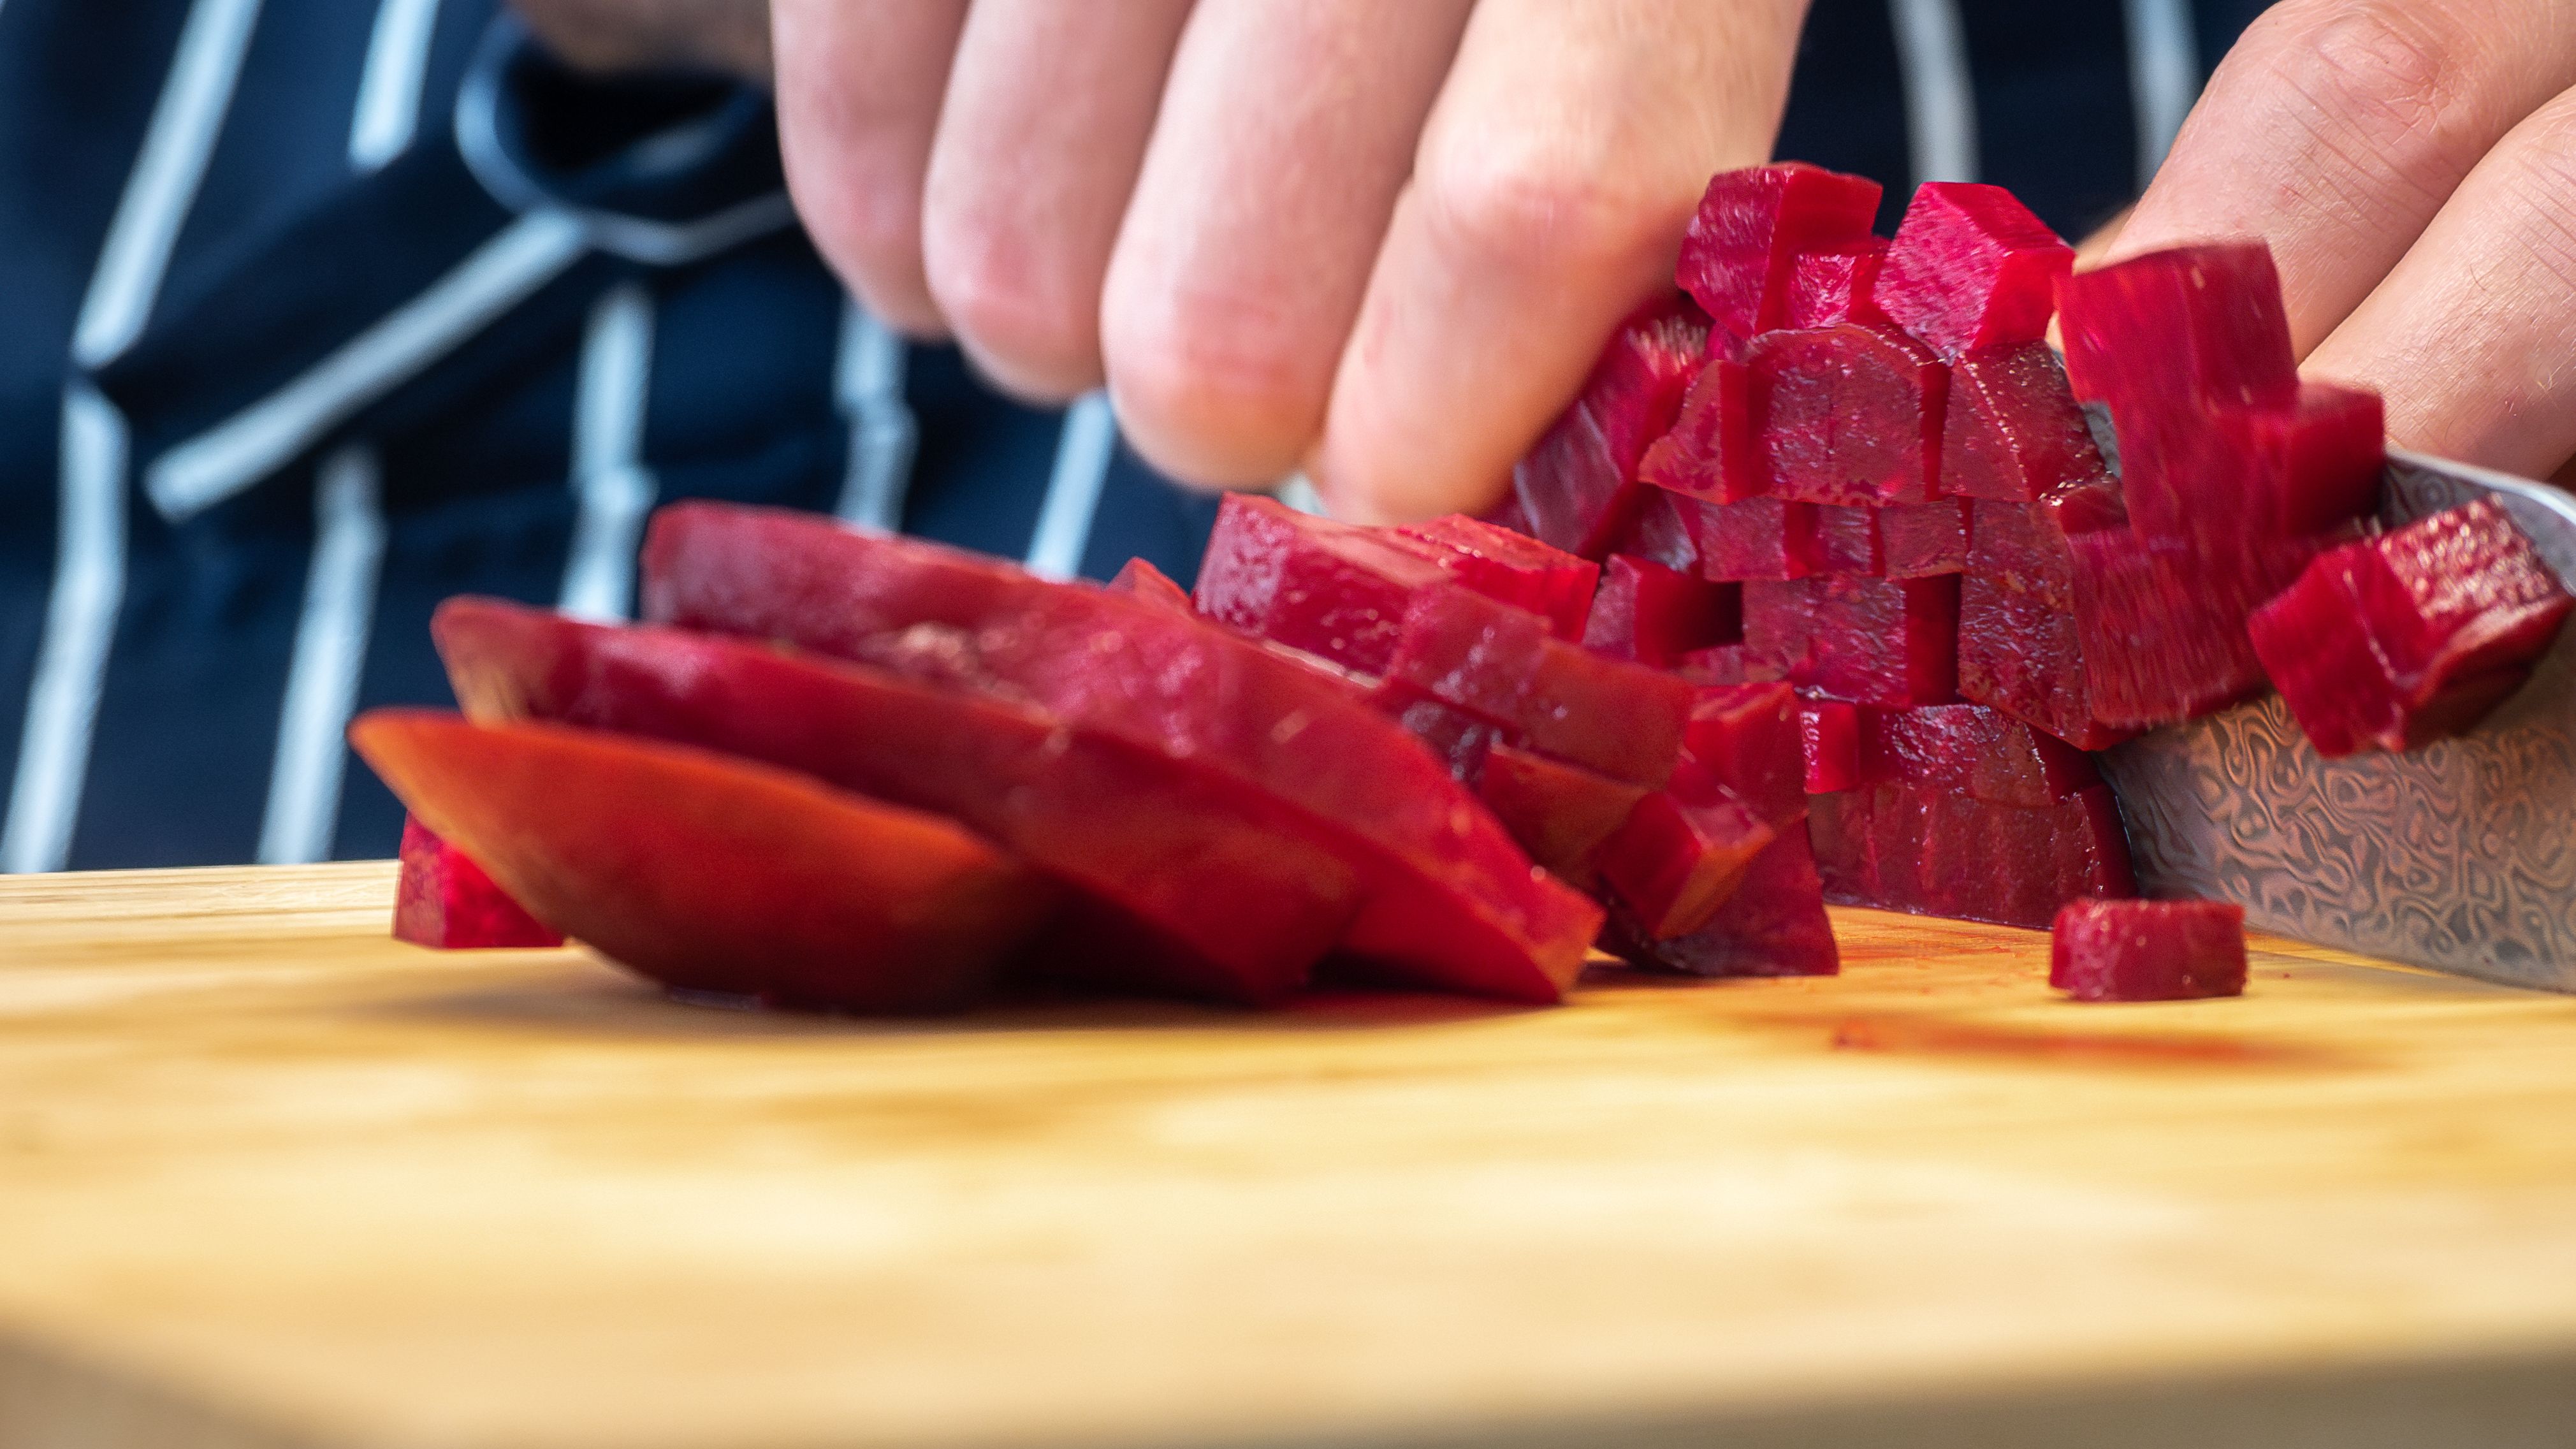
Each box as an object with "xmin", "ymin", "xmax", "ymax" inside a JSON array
[
  {"xmin": 1958, "ymin": 567, "xmax": 2133, "ymax": 752},
  {"xmin": 1844, "ymin": 782, "xmax": 2134, "ymax": 929},
  {"xmin": 1395, "ymin": 513, "xmax": 1602, "ymax": 641},
  {"xmin": 1583, "ymin": 555, "xmax": 1743, "ymax": 668},
  {"xmin": 2051, "ymin": 898, "xmax": 2248, "ymax": 1002},
  {"xmin": 1688, "ymin": 493, "xmax": 1821, "ymax": 582},
  {"xmin": 1677, "ymin": 163, "xmax": 1883, "ymax": 348},
  {"xmin": 1858, "ymin": 703, "xmax": 2104, "ymax": 808},
  {"xmin": 394, "ymin": 815, "xmax": 564, "ymax": 950},
  {"xmin": 1743, "ymin": 578, "xmax": 1817, "ymax": 676},
  {"xmin": 1194, "ymin": 492, "xmax": 1455, "ymax": 674},
  {"xmin": 2230, "ymin": 383, "xmax": 2386, "ymax": 540},
  {"xmin": 1515, "ymin": 297, "xmax": 1709, "ymax": 559},
  {"xmin": 2250, "ymin": 498, "xmax": 2573, "ymax": 756},
  {"xmin": 1381, "ymin": 586, "xmax": 1693, "ymax": 787},
  {"xmin": 2070, "ymin": 527, "xmax": 2326, "ymax": 729},
  {"xmin": 1800, "ymin": 699, "xmax": 1863, "ymax": 794},
  {"xmin": 1881, "ymin": 498, "xmax": 1968, "ymax": 579},
  {"xmin": 1682, "ymin": 683, "xmax": 1806, "ymax": 830},
  {"xmin": 1597, "ymin": 761, "xmax": 1778, "ymax": 940},
  {"xmin": 1872, "ymin": 183, "xmax": 2072, "ymax": 360},
  {"xmin": 2060, "ymin": 245, "xmax": 2297, "ymax": 419},
  {"xmin": 1812, "ymin": 504, "xmax": 1883, "ymax": 576},
  {"xmin": 1471, "ymin": 742, "xmax": 1648, "ymax": 884},
  {"xmin": 1807, "ymin": 789, "xmax": 1872, "ymax": 901},
  {"xmin": 1605, "ymin": 829, "xmax": 1840, "ymax": 977},
  {"xmin": 1638, "ymin": 358, "xmax": 1761, "ymax": 504},
  {"xmin": 1107, "ymin": 557, "xmax": 1195, "ymax": 613},
  {"xmin": 1940, "ymin": 344, "xmax": 2108, "ymax": 504},
  {"xmin": 1677, "ymin": 643, "xmax": 1793, "ymax": 687},
  {"xmin": 1750, "ymin": 324, "xmax": 1949, "ymax": 506},
  {"xmin": 356, "ymin": 713, "xmax": 1046, "ymax": 1014},
  {"xmin": 1796, "ymin": 574, "xmax": 1960, "ymax": 708},
  {"xmin": 1783, "ymin": 240, "xmax": 1890, "ymax": 330}
]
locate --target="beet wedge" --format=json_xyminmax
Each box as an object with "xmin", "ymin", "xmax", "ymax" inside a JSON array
[
  {"xmin": 433, "ymin": 598, "xmax": 1362, "ymax": 1006},
  {"xmin": 351, "ymin": 711, "xmax": 1049, "ymax": 1014},
  {"xmin": 641, "ymin": 502, "xmax": 1602, "ymax": 1002},
  {"xmin": 394, "ymin": 816, "xmax": 563, "ymax": 950}
]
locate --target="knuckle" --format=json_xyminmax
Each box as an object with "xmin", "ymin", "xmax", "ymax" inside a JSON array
[
  {"xmin": 1415, "ymin": 138, "xmax": 1673, "ymax": 279},
  {"xmin": 1103, "ymin": 289, "xmax": 1325, "ymax": 480},
  {"xmin": 922, "ymin": 222, "xmax": 1098, "ymax": 400},
  {"xmin": 2259, "ymin": 0, "xmax": 2490, "ymax": 162}
]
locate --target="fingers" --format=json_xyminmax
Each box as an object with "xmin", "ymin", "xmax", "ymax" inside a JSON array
[
  {"xmin": 2111, "ymin": 0, "xmax": 2576, "ymax": 356},
  {"xmin": 1100, "ymin": 0, "xmax": 1474, "ymax": 488},
  {"xmin": 921, "ymin": 0, "xmax": 1194, "ymax": 402},
  {"xmin": 2305, "ymin": 87, "xmax": 2576, "ymax": 478},
  {"xmin": 771, "ymin": 0, "xmax": 970, "ymax": 335},
  {"xmin": 1309, "ymin": 0, "xmax": 1808, "ymax": 523}
]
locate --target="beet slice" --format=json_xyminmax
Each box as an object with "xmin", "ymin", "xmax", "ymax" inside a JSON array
[
  {"xmin": 433, "ymin": 599, "xmax": 1363, "ymax": 1005},
  {"xmin": 1800, "ymin": 699, "xmax": 1863, "ymax": 794},
  {"xmin": 1604, "ymin": 829, "xmax": 1840, "ymax": 977},
  {"xmin": 1582, "ymin": 555, "xmax": 1743, "ymax": 667},
  {"xmin": 1872, "ymin": 182, "xmax": 2072, "ymax": 360},
  {"xmin": 1798, "ymin": 574, "xmax": 1961, "ymax": 708},
  {"xmin": 1812, "ymin": 504, "xmax": 1883, "ymax": 576},
  {"xmin": 643, "ymin": 502, "xmax": 1602, "ymax": 1002},
  {"xmin": 353, "ymin": 711, "xmax": 1047, "ymax": 1014},
  {"xmin": 2250, "ymin": 499, "xmax": 2573, "ymax": 756},
  {"xmin": 1596, "ymin": 761, "xmax": 1778, "ymax": 940},
  {"xmin": 1750, "ymin": 324, "xmax": 1949, "ymax": 506},
  {"xmin": 1395, "ymin": 513, "xmax": 1601, "ymax": 640},
  {"xmin": 1676, "ymin": 163, "xmax": 1884, "ymax": 348},
  {"xmin": 1513, "ymin": 296, "xmax": 1708, "ymax": 559},
  {"xmin": 1783, "ymin": 240, "xmax": 1891, "ymax": 330},
  {"xmin": 1194, "ymin": 493, "xmax": 1455, "ymax": 674},
  {"xmin": 1638, "ymin": 358, "xmax": 1761, "ymax": 504},
  {"xmin": 1940, "ymin": 343, "xmax": 2109, "ymax": 504},
  {"xmin": 1858, "ymin": 703, "xmax": 2104, "ymax": 808},
  {"xmin": 1881, "ymin": 498, "xmax": 1968, "ymax": 579},
  {"xmin": 393, "ymin": 815, "xmax": 563, "ymax": 950},
  {"xmin": 1685, "ymin": 493, "xmax": 1821, "ymax": 581},
  {"xmin": 1682, "ymin": 682, "xmax": 1807, "ymax": 830},
  {"xmin": 1108, "ymin": 557, "xmax": 1195, "ymax": 613},
  {"xmin": 1471, "ymin": 743, "xmax": 1648, "ymax": 885},
  {"xmin": 2051, "ymin": 899, "xmax": 2248, "ymax": 1002}
]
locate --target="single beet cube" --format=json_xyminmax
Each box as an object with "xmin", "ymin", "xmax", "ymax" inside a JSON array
[
  {"xmin": 2234, "ymin": 383, "xmax": 2385, "ymax": 539},
  {"xmin": 1610, "ymin": 486, "xmax": 1704, "ymax": 573},
  {"xmin": 1380, "ymin": 586, "xmax": 1693, "ymax": 787},
  {"xmin": 1107, "ymin": 557, "xmax": 1195, "ymax": 613},
  {"xmin": 1940, "ymin": 344, "xmax": 2108, "ymax": 504},
  {"xmin": 1682, "ymin": 682, "xmax": 1806, "ymax": 829},
  {"xmin": 1751, "ymin": 324, "xmax": 1950, "ymax": 506},
  {"xmin": 1194, "ymin": 491, "xmax": 1455, "ymax": 674},
  {"xmin": 1800, "ymin": 699, "xmax": 1863, "ymax": 794},
  {"xmin": 394, "ymin": 815, "xmax": 564, "ymax": 950},
  {"xmin": 1796, "ymin": 574, "xmax": 1960, "ymax": 708},
  {"xmin": 1638, "ymin": 358, "xmax": 1761, "ymax": 504},
  {"xmin": 1677, "ymin": 163, "xmax": 1883, "ymax": 348},
  {"xmin": 1859, "ymin": 703, "xmax": 2104, "ymax": 808},
  {"xmin": 1596, "ymin": 761, "xmax": 1779, "ymax": 940},
  {"xmin": 2250, "ymin": 498, "xmax": 2573, "ymax": 755},
  {"xmin": 1605, "ymin": 828, "xmax": 1840, "ymax": 977},
  {"xmin": 1784, "ymin": 240, "xmax": 1891, "ymax": 329},
  {"xmin": 2118, "ymin": 383, "xmax": 2385, "ymax": 554},
  {"xmin": 1958, "ymin": 568, "xmax": 2133, "ymax": 751},
  {"xmin": 1513, "ymin": 296, "xmax": 1709, "ymax": 559},
  {"xmin": 1812, "ymin": 504, "xmax": 1884, "ymax": 576},
  {"xmin": 1881, "ymin": 498, "xmax": 1968, "ymax": 579},
  {"xmin": 2051, "ymin": 898, "xmax": 2248, "ymax": 1002},
  {"xmin": 1583, "ymin": 555, "xmax": 1743, "ymax": 667},
  {"xmin": 1872, "ymin": 182, "xmax": 2072, "ymax": 361},
  {"xmin": 1677, "ymin": 642, "xmax": 1793, "ymax": 687},
  {"xmin": 1396, "ymin": 513, "xmax": 1603, "ymax": 641},
  {"xmin": 2058, "ymin": 243, "xmax": 2299, "ymax": 418},
  {"xmin": 1686, "ymin": 493, "xmax": 1821, "ymax": 582},
  {"xmin": 1471, "ymin": 741, "xmax": 1649, "ymax": 885},
  {"xmin": 1743, "ymin": 578, "xmax": 1819, "ymax": 677},
  {"xmin": 2070, "ymin": 527, "xmax": 2325, "ymax": 729}
]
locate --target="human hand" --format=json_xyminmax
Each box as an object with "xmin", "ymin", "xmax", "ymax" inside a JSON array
[
  {"xmin": 2107, "ymin": 0, "xmax": 2576, "ymax": 482},
  {"xmin": 771, "ymin": 0, "xmax": 1810, "ymax": 521},
  {"xmin": 510, "ymin": 0, "xmax": 770, "ymax": 80}
]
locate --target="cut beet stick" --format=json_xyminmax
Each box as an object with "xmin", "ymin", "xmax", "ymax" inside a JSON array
[{"xmin": 393, "ymin": 815, "xmax": 563, "ymax": 950}]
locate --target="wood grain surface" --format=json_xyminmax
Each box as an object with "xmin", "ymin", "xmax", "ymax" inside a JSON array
[{"xmin": 3, "ymin": 863, "xmax": 2574, "ymax": 1449}]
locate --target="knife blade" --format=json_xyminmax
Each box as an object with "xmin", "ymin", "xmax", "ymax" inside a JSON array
[{"xmin": 2099, "ymin": 448, "xmax": 2576, "ymax": 994}]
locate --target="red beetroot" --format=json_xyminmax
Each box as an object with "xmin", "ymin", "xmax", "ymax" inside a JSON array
[
  {"xmin": 1821, "ymin": 781, "xmax": 2134, "ymax": 929},
  {"xmin": 2250, "ymin": 499, "xmax": 2573, "ymax": 756},
  {"xmin": 432, "ymin": 599, "xmax": 1364, "ymax": 1006},
  {"xmin": 1881, "ymin": 499, "xmax": 1968, "ymax": 579},
  {"xmin": 1596, "ymin": 760, "xmax": 1778, "ymax": 940},
  {"xmin": 354, "ymin": 712, "xmax": 1048, "ymax": 1014},
  {"xmin": 1678, "ymin": 643, "xmax": 1793, "ymax": 688},
  {"xmin": 1812, "ymin": 504, "xmax": 1883, "ymax": 575},
  {"xmin": 1743, "ymin": 578, "xmax": 1816, "ymax": 678},
  {"xmin": 1685, "ymin": 493, "xmax": 1821, "ymax": 581},
  {"xmin": 1108, "ymin": 557, "xmax": 1195, "ymax": 613},
  {"xmin": 1682, "ymin": 682, "xmax": 1807, "ymax": 829},
  {"xmin": 1396, "ymin": 513, "xmax": 1602, "ymax": 640},
  {"xmin": 1858, "ymin": 703, "xmax": 2104, "ymax": 808},
  {"xmin": 1604, "ymin": 829, "xmax": 1840, "ymax": 977},
  {"xmin": 1193, "ymin": 493, "xmax": 1460, "ymax": 674},
  {"xmin": 1956, "ymin": 487, "xmax": 2136, "ymax": 749},
  {"xmin": 2070, "ymin": 527, "xmax": 2327, "ymax": 729},
  {"xmin": 1583, "ymin": 555, "xmax": 1743, "ymax": 667},
  {"xmin": 2059, "ymin": 244, "xmax": 2298, "ymax": 418},
  {"xmin": 1872, "ymin": 182, "xmax": 2072, "ymax": 360},
  {"xmin": 1513, "ymin": 296, "xmax": 1709, "ymax": 559},
  {"xmin": 393, "ymin": 816, "xmax": 563, "ymax": 950},
  {"xmin": 1799, "ymin": 574, "xmax": 1961, "ymax": 709},
  {"xmin": 1638, "ymin": 358, "xmax": 1761, "ymax": 504},
  {"xmin": 1800, "ymin": 699, "xmax": 1863, "ymax": 794},
  {"xmin": 1750, "ymin": 324, "xmax": 1949, "ymax": 506},
  {"xmin": 1677, "ymin": 163, "xmax": 1884, "ymax": 348},
  {"xmin": 1784, "ymin": 241, "xmax": 1891, "ymax": 329},
  {"xmin": 2051, "ymin": 898, "xmax": 2248, "ymax": 1002},
  {"xmin": 1471, "ymin": 743, "xmax": 1648, "ymax": 884},
  {"xmin": 1940, "ymin": 343, "xmax": 2107, "ymax": 504},
  {"xmin": 643, "ymin": 502, "xmax": 1603, "ymax": 1003}
]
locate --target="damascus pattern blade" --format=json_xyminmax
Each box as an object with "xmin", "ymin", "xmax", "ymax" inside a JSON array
[{"xmin": 2099, "ymin": 450, "xmax": 2576, "ymax": 993}]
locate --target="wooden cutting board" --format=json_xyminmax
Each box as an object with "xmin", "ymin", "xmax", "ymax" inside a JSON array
[{"xmin": 4, "ymin": 864, "xmax": 2575, "ymax": 1449}]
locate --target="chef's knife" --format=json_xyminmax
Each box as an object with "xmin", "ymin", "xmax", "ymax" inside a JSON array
[{"xmin": 2100, "ymin": 449, "xmax": 2576, "ymax": 994}]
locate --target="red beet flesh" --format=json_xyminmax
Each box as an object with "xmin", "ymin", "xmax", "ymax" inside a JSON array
[
  {"xmin": 1582, "ymin": 555, "xmax": 1743, "ymax": 668},
  {"xmin": 1750, "ymin": 324, "xmax": 1949, "ymax": 506},
  {"xmin": 356, "ymin": 712, "xmax": 1047, "ymax": 1013},
  {"xmin": 393, "ymin": 816, "xmax": 563, "ymax": 950},
  {"xmin": 1395, "ymin": 513, "xmax": 1602, "ymax": 641},
  {"xmin": 1677, "ymin": 163, "xmax": 1883, "ymax": 348},
  {"xmin": 1107, "ymin": 557, "xmax": 1195, "ymax": 613},
  {"xmin": 1813, "ymin": 782, "xmax": 2135, "ymax": 930},
  {"xmin": 1639, "ymin": 358, "xmax": 1761, "ymax": 505},
  {"xmin": 1471, "ymin": 743, "xmax": 1648, "ymax": 885},
  {"xmin": 1597, "ymin": 761, "xmax": 1779, "ymax": 940},
  {"xmin": 1684, "ymin": 493, "xmax": 1822, "ymax": 582},
  {"xmin": 1955, "ymin": 488, "xmax": 2136, "ymax": 750},
  {"xmin": 1604, "ymin": 829, "xmax": 1840, "ymax": 977},
  {"xmin": 1514, "ymin": 296, "xmax": 1709, "ymax": 559},
  {"xmin": 1194, "ymin": 493, "xmax": 1455, "ymax": 674},
  {"xmin": 1799, "ymin": 699, "xmax": 1863, "ymax": 794},
  {"xmin": 1784, "ymin": 241, "xmax": 1891, "ymax": 330},
  {"xmin": 2250, "ymin": 499, "xmax": 2572, "ymax": 756},
  {"xmin": 1857, "ymin": 703, "xmax": 2104, "ymax": 808},
  {"xmin": 1755, "ymin": 574, "xmax": 1961, "ymax": 708},
  {"xmin": 1940, "ymin": 344, "xmax": 2107, "ymax": 504},
  {"xmin": 2051, "ymin": 898, "xmax": 2248, "ymax": 1002},
  {"xmin": 1872, "ymin": 182, "xmax": 2072, "ymax": 361},
  {"xmin": 1682, "ymin": 683, "xmax": 1808, "ymax": 830}
]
